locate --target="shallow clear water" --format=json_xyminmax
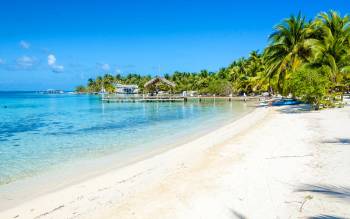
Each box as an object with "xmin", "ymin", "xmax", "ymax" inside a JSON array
[{"xmin": 0, "ymin": 92, "xmax": 251, "ymax": 185}]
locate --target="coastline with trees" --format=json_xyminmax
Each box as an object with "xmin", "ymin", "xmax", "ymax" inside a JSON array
[
  {"xmin": 2, "ymin": 3, "xmax": 350, "ymax": 218},
  {"xmin": 76, "ymin": 10, "xmax": 350, "ymax": 109}
]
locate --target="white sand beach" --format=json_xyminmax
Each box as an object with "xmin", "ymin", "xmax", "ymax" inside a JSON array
[{"xmin": 1, "ymin": 104, "xmax": 350, "ymax": 219}]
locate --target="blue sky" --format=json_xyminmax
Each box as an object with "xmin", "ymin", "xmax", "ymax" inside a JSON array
[{"xmin": 0, "ymin": 0, "xmax": 348, "ymax": 90}]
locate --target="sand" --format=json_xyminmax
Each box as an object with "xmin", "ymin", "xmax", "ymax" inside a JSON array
[{"xmin": 1, "ymin": 103, "xmax": 349, "ymax": 219}]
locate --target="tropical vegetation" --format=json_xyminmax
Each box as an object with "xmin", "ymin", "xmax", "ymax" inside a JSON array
[{"xmin": 76, "ymin": 11, "xmax": 350, "ymax": 108}]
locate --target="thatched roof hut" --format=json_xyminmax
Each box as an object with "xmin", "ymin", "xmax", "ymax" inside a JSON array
[{"xmin": 144, "ymin": 77, "xmax": 176, "ymax": 88}]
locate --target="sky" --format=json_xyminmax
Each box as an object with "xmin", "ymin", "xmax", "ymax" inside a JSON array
[{"xmin": 0, "ymin": 0, "xmax": 348, "ymax": 91}]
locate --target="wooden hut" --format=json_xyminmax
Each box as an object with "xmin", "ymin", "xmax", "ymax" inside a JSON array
[{"xmin": 144, "ymin": 77, "xmax": 176, "ymax": 95}]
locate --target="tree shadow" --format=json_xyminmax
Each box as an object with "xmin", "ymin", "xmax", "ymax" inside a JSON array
[
  {"xmin": 275, "ymin": 104, "xmax": 312, "ymax": 114},
  {"xmin": 295, "ymin": 184, "xmax": 350, "ymax": 202},
  {"xmin": 321, "ymin": 138, "xmax": 350, "ymax": 145},
  {"xmin": 229, "ymin": 208, "xmax": 247, "ymax": 219},
  {"xmin": 308, "ymin": 215, "xmax": 347, "ymax": 219}
]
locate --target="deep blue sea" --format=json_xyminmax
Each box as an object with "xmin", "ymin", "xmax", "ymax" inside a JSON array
[{"xmin": 0, "ymin": 92, "xmax": 251, "ymax": 186}]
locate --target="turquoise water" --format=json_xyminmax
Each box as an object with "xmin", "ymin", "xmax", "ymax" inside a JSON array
[{"xmin": 0, "ymin": 92, "xmax": 251, "ymax": 185}]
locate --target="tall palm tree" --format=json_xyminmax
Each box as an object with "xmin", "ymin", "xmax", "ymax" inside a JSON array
[
  {"xmin": 114, "ymin": 74, "xmax": 123, "ymax": 84},
  {"xmin": 102, "ymin": 74, "xmax": 115, "ymax": 93},
  {"xmin": 265, "ymin": 12, "xmax": 313, "ymax": 95},
  {"xmin": 246, "ymin": 51, "xmax": 265, "ymax": 77},
  {"xmin": 87, "ymin": 78, "xmax": 98, "ymax": 93},
  {"xmin": 311, "ymin": 11, "xmax": 350, "ymax": 86},
  {"xmin": 245, "ymin": 51, "xmax": 268, "ymax": 92}
]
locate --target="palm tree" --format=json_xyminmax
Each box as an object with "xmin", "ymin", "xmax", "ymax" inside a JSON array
[
  {"xmin": 87, "ymin": 78, "xmax": 98, "ymax": 93},
  {"xmin": 103, "ymin": 74, "xmax": 115, "ymax": 93},
  {"xmin": 265, "ymin": 12, "xmax": 313, "ymax": 95},
  {"xmin": 246, "ymin": 50, "xmax": 263, "ymax": 77},
  {"xmin": 95, "ymin": 76, "xmax": 103, "ymax": 92},
  {"xmin": 245, "ymin": 51, "xmax": 268, "ymax": 92},
  {"xmin": 311, "ymin": 11, "xmax": 350, "ymax": 89},
  {"xmin": 114, "ymin": 74, "xmax": 123, "ymax": 83}
]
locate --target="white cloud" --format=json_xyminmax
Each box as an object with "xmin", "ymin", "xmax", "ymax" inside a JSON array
[
  {"xmin": 48, "ymin": 54, "xmax": 56, "ymax": 66},
  {"xmin": 0, "ymin": 58, "xmax": 4, "ymax": 64},
  {"xmin": 101, "ymin": 63, "xmax": 110, "ymax": 71},
  {"xmin": 51, "ymin": 65, "xmax": 64, "ymax": 73},
  {"xmin": 48, "ymin": 54, "xmax": 64, "ymax": 73},
  {"xmin": 20, "ymin": 40, "xmax": 30, "ymax": 49},
  {"xmin": 96, "ymin": 63, "xmax": 111, "ymax": 71},
  {"xmin": 16, "ymin": 56, "xmax": 36, "ymax": 69},
  {"xmin": 115, "ymin": 68, "xmax": 122, "ymax": 74}
]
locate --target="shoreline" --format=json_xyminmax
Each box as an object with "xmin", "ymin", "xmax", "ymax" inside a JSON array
[
  {"xmin": 1, "ymin": 104, "xmax": 349, "ymax": 218},
  {"xmin": 0, "ymin": 102, "xmax": 258, "ymax": 212}
]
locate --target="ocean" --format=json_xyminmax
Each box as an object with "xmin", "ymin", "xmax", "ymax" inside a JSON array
[{"xmin": 0, "ymin": 92, "xmax": 252, "ymax": 186}]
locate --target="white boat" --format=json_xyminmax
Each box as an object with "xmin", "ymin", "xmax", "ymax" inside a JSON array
[{"xmin": 44, "ymin": 89, "xmax": 64, "ymax": 94}]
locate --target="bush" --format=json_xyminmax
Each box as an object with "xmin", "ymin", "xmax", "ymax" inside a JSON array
[
  {"xmin": 75, "ymin": 85, "xmax": 87, "ymax": 93},
  {"xmin": 290, "ymin": 68, "xmax": 330, "ymax": 109},
  {"xmin": 207, "ymin": 79, "xmax": 233, "ymax": 96}
]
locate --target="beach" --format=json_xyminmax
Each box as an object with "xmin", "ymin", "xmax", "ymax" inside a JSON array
[
  {"xmin": 2, "ymin": 1, "xmax": 349, "ymax": 218},
  {"xmin": 1, "ymin": 104, "xmax": 350, "ymax": 218}
]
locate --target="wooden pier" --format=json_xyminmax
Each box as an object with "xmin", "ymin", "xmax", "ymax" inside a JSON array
[
  {"xmin": 101, "ymin": 94, "xmax": 259, "ymax": 103},
  {"xmin": 102, "ymin": 95, "xmax": 186, "ymax": 102}
]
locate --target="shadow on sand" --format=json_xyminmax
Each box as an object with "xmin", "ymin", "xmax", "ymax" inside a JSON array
[
  {"xmin": 229, "ymin": 207, "xmax": 347, "ymax": 219},
  {"xmin": 228, "ymin": 185, "xmax": 349, "ymax": 219},
  {"xmin": 295, "ymin": 184, "xmax": 350, "ymax": 202},
  {"xmin": 307, "ymin": 215, "xmax": 347, "ymax": 219},
  {"xmin": 321, "ymin": 138, "xmax": 350, "ymax": 145},
  {"xmin": 296, "ymin": 185, "xmax": 350, "ymax": 219},
  {"xmin": 229, "ymin": 209, "xmax": 247, "ymax": 219},
  {"xmin": 275, "ymin": 104, "xmax": 312, "ymax": 114}
]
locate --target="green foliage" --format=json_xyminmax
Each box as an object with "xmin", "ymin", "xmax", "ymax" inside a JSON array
[
  {"xmin": 206, "ymin": 79, "xmax": 232, "ymax": 95},
  {"xmin": 290, "ymin": 68, "xmax": 330, "ymax": 108},
  {"xmin": 265, "ymin": 12, "xmax": 313, "ymax": 95},
  {"xmin": 75, "ymin": 85, "xmax": 87, "ymax": 93},
  {"xmin": 145, "ymin": 81, "xmax": 174, "ymax": 94},
  {"xmin": 310, "ymin": 11, "xmax": 350, "ymax": 85},
  {"xmin": 80, "ymin": 10, "xmax": 350, "ymax": 109}
]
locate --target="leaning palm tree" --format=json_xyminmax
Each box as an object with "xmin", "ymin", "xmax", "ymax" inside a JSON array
[{"xmin": 265, "ymin": 12, "xmax": 313, "ymax": 95}]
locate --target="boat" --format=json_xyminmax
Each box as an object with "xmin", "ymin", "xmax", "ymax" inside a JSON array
[
  {"xmin": 42, "ymin": 89, "xmax": 64, "ymax": 94},
  {"xmin": 272, "ymin": 98, "xmax": 302, "ymax": 106}
]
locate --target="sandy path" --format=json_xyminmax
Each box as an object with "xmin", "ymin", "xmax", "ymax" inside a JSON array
[{"xmin": 1, "ymin": 105, "xmax": 349, "ymax": 219}]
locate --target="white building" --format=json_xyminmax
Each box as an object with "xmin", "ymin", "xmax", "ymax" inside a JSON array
[
  {"xmin": 114, "ymin": 83, "xmax": 139, "ymax": 94},
  {"xmin": 182, "ymin": 90, "xmax": 198, "ymax": 97}
]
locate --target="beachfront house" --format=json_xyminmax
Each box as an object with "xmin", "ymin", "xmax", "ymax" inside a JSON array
[{"xmin": 114, "ymin": 83, "xmax": 139, "ymax": 94}]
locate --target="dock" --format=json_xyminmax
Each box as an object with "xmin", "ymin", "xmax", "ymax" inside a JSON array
[
  {"xmin": 102, "ymin": 94, "xmax": 186, "ymax": 102},
  {"xmin": 101, "ymin": 94, "xmax": 260, "ymax": 103}
]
